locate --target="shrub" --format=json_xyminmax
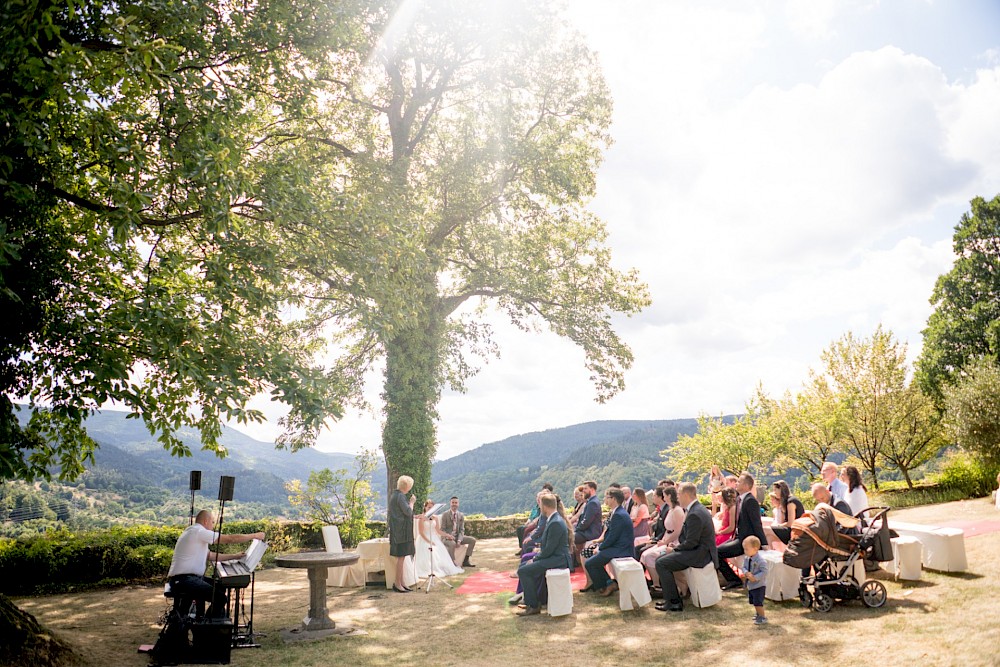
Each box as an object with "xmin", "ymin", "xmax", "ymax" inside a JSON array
[{"xmin": 936, "ymin": 452, "xmax": 997, "ymax": 498}]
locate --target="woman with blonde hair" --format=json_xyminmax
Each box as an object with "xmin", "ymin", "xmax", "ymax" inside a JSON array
[{"xmin": 388, "ymin": 475, "xmax": 417, "ymax": 592}]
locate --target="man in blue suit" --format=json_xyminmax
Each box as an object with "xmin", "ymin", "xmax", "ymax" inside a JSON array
[
  {"xmin": 516, "ymin": 493, "xmax": 572, "ymax": 616},
  {"xmin": 584, "ymin": 487, "xmax": 634, "ymax": 596},
  {"xmin": 573, "ymin": 480, "xmax": 602, "ymax": 569}
]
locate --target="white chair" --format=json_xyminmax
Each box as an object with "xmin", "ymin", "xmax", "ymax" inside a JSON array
[
  {"xmin": 611, "ymin": 558, "xmax": 652, "ymax": 611},
  {"xmin": 323, "ymin": 525, "xmax": 367, "ymax": 587},
  {"xmin": 892, "ymin": 521, "xmax": 968, "ymax": 572},
  {"xmin": 890, "ymin": 536, "xmax": 922, "ymax": 580},
  {"xmin": 545, "ymin": 568, "xmax": 573, "ymax": 617},
  {"xmin": 761, "ymin": 549, "xmax": 801, "ymax": 602},
  {"xmin": 675, "ymin": 563, "xmax": 722, "ymax": 608}
]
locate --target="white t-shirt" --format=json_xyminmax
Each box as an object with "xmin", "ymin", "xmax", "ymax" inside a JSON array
[{"xmin": 167, "ymin": 524, "xmax": 220, "ymax": 578}]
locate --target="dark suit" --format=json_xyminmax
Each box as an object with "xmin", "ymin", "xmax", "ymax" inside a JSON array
[
  {"xmin": 517, "ymin": 512, "xmax": 572, "ymax": 609},
  {"xmin": 717, "ymin": 491, "xmax": 767, "ymax": 584},
  {"xmin": 654, "ymin": 501, "xmax": 718, "ymax": 604},
  {"xmin": 575, "ymin": 494, "xmax": 603, "ymax": 543},
  {"xmin": 584, "ymin": 506, "xmax": 633, "ymax": 590}
]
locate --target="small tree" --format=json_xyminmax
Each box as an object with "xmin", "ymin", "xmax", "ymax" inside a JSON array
[
  {"xmin": 286, "ymin": 450, "xmax": 378, "ymax": 547},
  {"xmin": 882, "ymin": 384, "xmax": 948, "ymax": 487},
  {"xmin": 943, "ymin": 357, "xmax": 1000, "ymax": 466},
  {"xmin": 666, "ymin": 386, "xmax": 783, "ymax": 482},
  {"xmin": 775, "ymin": 374, "xmax": 848, "ymax": 477}
]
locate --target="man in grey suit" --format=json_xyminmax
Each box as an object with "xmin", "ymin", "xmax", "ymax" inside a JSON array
[
  {"xmin": 516, "ymin": 493, "xmax": 572, "ymax": 616},
  {"xmin": 654, "ymin": 482, "xmax": 718, "ymax": 612},
  {"xmin": 439, "ymin": 496, "xmax": 477, "ymax": 567}
]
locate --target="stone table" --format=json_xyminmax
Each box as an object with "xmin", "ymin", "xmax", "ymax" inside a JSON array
[{"xmin": 275, "ymin": 551, "xmax": 361, "ymax": 638}]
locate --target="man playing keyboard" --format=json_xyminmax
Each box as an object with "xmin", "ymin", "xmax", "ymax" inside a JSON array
[{"xmin": 167, "ymin": 509, "xmax": 265, "ymax": 618}]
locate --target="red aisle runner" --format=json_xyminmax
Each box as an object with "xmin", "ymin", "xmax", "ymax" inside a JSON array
[{"xmin": 456, "ymin": 568, "xmax": 588, "ymax": 595}]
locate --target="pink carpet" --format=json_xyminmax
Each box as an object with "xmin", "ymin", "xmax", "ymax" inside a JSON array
[
  {"xmin": 937, "ymin": 519, "xmax": 1000, "ymax": 537},
  {"xmin": 456, "ymin": 568, "xmax": 588, "ymax": 595}
]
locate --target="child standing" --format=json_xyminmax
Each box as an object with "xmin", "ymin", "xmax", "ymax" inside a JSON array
[{"xmin": 740, "ymin": 535, "xmax": 769, "ymax": 625}]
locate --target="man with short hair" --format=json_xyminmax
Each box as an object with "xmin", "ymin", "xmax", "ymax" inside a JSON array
[
  {"xmin": 811, "ymin": 483, "xmax": 853, "ymax": 517},
  {"xmin": 439, "ymin": 496, "xmax": 477, "ymax": 567},
  {"xmin": 621, "ymin": 486, "xmax": 634, "ymax": 513},
  {"xmin": 822, "ymin": 461, "xmax": 847, "ymax": 500},
  {"xmin": 516, "ymin": 483, "xmax": 553, "ymax": 555},
  {"xmin": 654, "ymin": 483, "xmax": 718, "ymax": 612},
  {"xmin": 167, "ymin": 510, "xmax": 265, "ymax": 618},
  {"xmin": 716, "ymin": 473, "xmax": 767, "ymax": 589},
  {"xmin": 573, "ymin": 481, "xmax": 603, "ymax": 568},
  {"xmin": 584, "ymin": 487, "xmax": 634, "ymax": 596},
  {"xmin": 516, "ymin": 493, "xmax": 572, "ymax": 616}
]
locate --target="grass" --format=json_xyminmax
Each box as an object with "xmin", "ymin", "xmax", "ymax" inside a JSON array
[{"xmin": 14, "ymin": 497, "xmax": 1000, "ymax": 667}]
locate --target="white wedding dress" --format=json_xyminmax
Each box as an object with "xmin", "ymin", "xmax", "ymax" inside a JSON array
[{"xmin": 411, "ymin": 515, "xmax": 464, "ymax": 579}]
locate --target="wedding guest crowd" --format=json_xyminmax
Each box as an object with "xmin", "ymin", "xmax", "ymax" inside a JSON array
[{"xmin": 510, "ymin": 459, "xmax": 873, "ymax": 623}]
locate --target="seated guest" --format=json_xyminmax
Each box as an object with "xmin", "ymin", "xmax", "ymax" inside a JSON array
[
  {"xmin": 812, "ymin": 483, "xmax": 853, "ymax": 518},
  {"xmin": 654, "ymin": 482, "xmax": 718, "ymax": 612},
  {"xmin": 822, "ymin": 461, "xmax": 848, "ymax": 500},
  {"xmin": 579, "ymin": 509, "xmax": 613, "ymax": 591},
  {"xmin": 573, "ymin": 480, "xmax": 603, "ymax": 569},
  {"xmin": 568, "ymin": 486, "xmax": 586, "ymax": 526},
  {"xmin": 717, "ymin": 473, "xmax": 767, "ymax": 590},
  {"xmin": 641, "ymin": 486, "xmax": 684, "ymax": 589},
  {"xmin": 769, "ymin": 480, "xmax": 805, "ymax": 544},
  {"xmin": 714, "ymin": 487, "xmax": 737, "ymax": 546},
  {"xmin": 637, "ymin": 486, "xmax": 666, "ymax": 559},
  {"xmin": 521, "ymin": 492, "xmax": 549, "ymax": 553},
  {"xmin": 515, "ymin": 493, "xmax": 573, "ymax": 616},
  {"xmin": 841, "ymin": 465, "xmax": 869, "ymax": 517},
  {"xmin": 622, "ymin": 485, "xmax": 634, "ymax": 513},
  {"xmin": 516, "ymin": 483, "xmax": 553, "ymax": 555},
  {"xmin": 630, "ymin": 488, "xmax": 650, "ymax": 542},
  {"xmin": 584, "ymin": 487, "xmax": 634, "ymax": 597},
  {"xmin": 658, "ymin": 479, "xmax": 676, "ymax": 489},
  {"xmin": 166, "ymin": 510, "xmax": 265, "ymax": 618}
]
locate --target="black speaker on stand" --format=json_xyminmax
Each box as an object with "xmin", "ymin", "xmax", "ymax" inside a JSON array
[{"xmin": 189, "ymin": 471, "xmax": 202, "ymax": 526}]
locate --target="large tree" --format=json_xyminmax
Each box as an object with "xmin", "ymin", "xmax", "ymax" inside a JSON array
[
  {"xmin": 269, "ymin": 0, "xmax": 650, "ymax": 499},
  {"xmin": 2, "ymin": 0, "xmax": 360, "ymax": 480},
  {"xmin": 917, "ymin": 194, "xmax": 1000, "ymax": 402}
]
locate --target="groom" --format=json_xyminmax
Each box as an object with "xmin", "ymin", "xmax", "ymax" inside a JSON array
[{"xmin": 439, "ymin": 496, "xmax": 477, "ymax": 567}]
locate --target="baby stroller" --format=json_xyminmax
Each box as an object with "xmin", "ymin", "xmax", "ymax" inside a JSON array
[{"xmin": 782, "ymin": 503, "xmax": 893, "ymax": 612}]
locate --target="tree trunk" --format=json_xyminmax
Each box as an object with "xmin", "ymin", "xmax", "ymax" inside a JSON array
[
  {"xmin": 901, "ymin": 466, "xmax": 914, "ymax": 489},
  {"xmin": 0, "ymin": 593, "xmax": 76, "ymax": 667},
  {"xmin": 380, "ymin": 297, "xmax": 444, "ymax": 505}
]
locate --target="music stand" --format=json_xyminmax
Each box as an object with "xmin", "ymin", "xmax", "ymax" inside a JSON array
[{"xmin": 417, "ymin": 503, "xmax": 452, "ymax": 593}]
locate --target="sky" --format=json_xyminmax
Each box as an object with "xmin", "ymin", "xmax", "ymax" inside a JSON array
[{"xmin": 240, "ymin": 0, "xmax": 1000, "ymax": 461}]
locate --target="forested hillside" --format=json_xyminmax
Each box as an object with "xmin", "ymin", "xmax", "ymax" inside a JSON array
[{"xmin": 430, "ymin": 419, "xmax": 710, "ymax": 515}]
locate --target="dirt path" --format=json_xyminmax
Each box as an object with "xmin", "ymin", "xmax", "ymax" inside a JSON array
[{"xmin": 15, "ymin": 498, "xmax": 1000, "ymax": 667}]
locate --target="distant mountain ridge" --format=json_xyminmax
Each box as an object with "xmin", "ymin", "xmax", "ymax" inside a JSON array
[{"xmin": 429, "ymin": 418, "xmax": 708, "ymax": 516}]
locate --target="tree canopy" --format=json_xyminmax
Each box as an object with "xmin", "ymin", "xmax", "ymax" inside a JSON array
[{"xmin": 918, "ymin": 194, "xmax": 1000, "ymax": 402}]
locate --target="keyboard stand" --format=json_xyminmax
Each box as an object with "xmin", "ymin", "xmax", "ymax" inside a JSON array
[{"xmin": 229, "ymin": 573, "xmax": 260, "ymax": 649}]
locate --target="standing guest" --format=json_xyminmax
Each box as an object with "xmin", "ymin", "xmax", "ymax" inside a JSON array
[
  {"xmin": 708, "ymin": 465, "xmax": 725, "ymax": 515},
  {"xmin": 840, "ymin": 466, "xmax": 869, "ymax": 517},
  {"xmin": 739, "ymin": 535, "xmax": 769, "ymax": 625},
  {"xmin": 641, "ymin": 486, "xmax": 684, "ymax": 588},
  {"xmin": 516, "ymin": 483, "xmax": 554, "ymax": 556},
  {"xmin": 622, "ymin": 486, "xmax": 634, "ymax": 513},
  {"xmin": 166, "ymin": 510, "xmax": 265, "ymax": 618},
  {"xmin": 769, "ymin": 480, "xmax": 805, "ymax": 544},
  {"xmin": 573, "ymin": 481, "xmax": 603, "ymax": 568},
  {"xmin": 584, "ymin": 487, "xmax": 634, "ymax": 597},
  {"xmin": 654, "ymin": 483, "xmax": 718, "ymax": 612},
  {"xmin": 439, "ymin": 496, "xmax": 477, "ymax": 567},
  {"xmin": 714, "ymin": 487, "xmax": 737, "ymax": 546},
  {"xmin": 388, "ymin": 475, "xmax": 417, "ymax": 593},
  {"xmin": 822, "ymin": 461, "xmax": 848, "ymax": 501},
  {"xmin": 515, "ymin": 493, "xmax": 573, "ymax": 616},
  {"xmin": 630, "ymin": 488, "xmax": 650, "ymax": 541},
  {"xmin": 717, "ymin": 473, "xmax": 767, "ymax": 590}
]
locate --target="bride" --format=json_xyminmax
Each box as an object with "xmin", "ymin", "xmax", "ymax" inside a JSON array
[{"xmin": 412, "ymin": 500, "xmax": 464, "ymax": 578}]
